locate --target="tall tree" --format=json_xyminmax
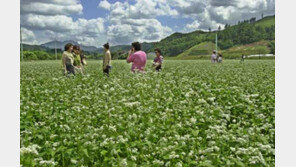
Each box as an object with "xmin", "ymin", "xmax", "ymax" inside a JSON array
[
  {"xmin": 218, "ymin": 25, "xmax": 221, "ymax": 31},
  {"xmin": 224, "ymin": 24, "xmax": 228, "ymax": 29},
  {"xmin": 209, "ymin": 27, "xmax": 211, "ymax": 32}
]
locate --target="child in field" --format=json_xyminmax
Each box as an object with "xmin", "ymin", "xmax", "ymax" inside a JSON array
[
  {"xmin": 72, "ymin": 45, "xmax": 83, "ymax": 74},
  {"xmin": 211, "ymin": 50, "xmax": 217, "ymax": 63},
  {"xmin": 103, "ymin": 43, "xmax": 112, "ymax": 77},
  {"xmin": 152, "ymin": 48, "xmax": 164, "ymax": 72},
  {"xmin": 241, "ymin": 54, "xmax": 246, "ymax": 62},
  {"xmin": 62, "ymin": 43, "xmax": 75, "ymax": 76},
  {"xmin": 80, "ymin": 50, "xmax": 87, "ymax": 66},
  {"xmin": 218, "ymin": 53, "xmax": 223, "ymax": 63},
  {"xmin": 127, "ymin": 42, "xmax": 147, "ymax": 73}
]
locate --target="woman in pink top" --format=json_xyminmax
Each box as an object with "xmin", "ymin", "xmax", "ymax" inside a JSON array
[{"xmin": 127, "ymin": 42, "xmax": 147, "ymax": 72}]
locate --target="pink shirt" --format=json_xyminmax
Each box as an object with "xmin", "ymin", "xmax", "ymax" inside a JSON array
[{"xmin": 127, "ymin": 51, "xmax": 147, "ymax": 72}]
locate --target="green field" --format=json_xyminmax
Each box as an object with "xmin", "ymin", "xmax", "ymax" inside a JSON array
[
  {"xmin": 176, "ymin": 42, "xmax": 217, "ymax": 59},
  {"xmin": 21, "ymin": 60, "xmax": 275, "ymax": 166},
  {"xmin": 255, "ymin": 16, "xmax": 276, "ymax": 28},
  {"xmin": 221, "ymin": 41, "xmax": 272, "ymax": 59},
  {"xmin": 171, "ymin": 40, "xmax": 274, "ymax": 60}
]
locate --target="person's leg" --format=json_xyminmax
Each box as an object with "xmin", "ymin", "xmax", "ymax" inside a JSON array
[
  {"xmin": 81, "ymin": 65, "xmax": 84, "ymax": 74},
  {"xmin": 66, "ymin": 64, "xmax": 71, "ymax": 76},
  {"xmin": 106, "ymin": 67, "xmax": 110, "ymax": 77},
  {"xmin": 156, "ymin": 65, "xmax": 161, "ymax": 72},
  {"xmin": 70, "ymin": 65, "xmax": 75, "ymax": 75},
  {"xmin": 103, "ymin": 68, "xmax": 109, "ymax": 77}
]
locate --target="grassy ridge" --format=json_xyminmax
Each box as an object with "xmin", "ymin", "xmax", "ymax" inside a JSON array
[
  {"xmin": 175, "ymin": 40, "xmax": 272, "ymax": 60},
  {"xmin": 221, "ymin": 41, "xmax": 271, "ymax": 59},
  {"xmin": 254, "ymin": 16, "xmax": 276, "ymax": 28},
  {"xmin": 177, "ymin": 42, "xmax": 217, "ymax": 58},
  {"xmin": 151, "ymin": 15, "xmax": 275, "ymax": 58}
]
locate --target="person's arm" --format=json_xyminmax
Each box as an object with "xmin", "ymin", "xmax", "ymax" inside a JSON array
[
  {"xmin": 77, "ymin": 55, "xmax": 81, "ymax": 67},
  {"xmin": 107, "ymin": 52, "xmax": 111, "ymax": 66},
  {"xmin": 103, "ymin": 53, "xmax": 106, "ymax": 70},
  {"xmin": 62, "ymin": 53, "xmax": 67, "ymax": 73},
  {"xmin": 127, "ymin": 49, "xmax": 134, "ymax": 63},
  {"xmin": 159, "ymin": 56, "xmax": 163, "ymax": 65}
]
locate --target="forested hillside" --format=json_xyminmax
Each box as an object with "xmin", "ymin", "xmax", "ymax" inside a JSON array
[{"xmin": 150, "ymin": 15, "xmax": 275, "ymax": 57}]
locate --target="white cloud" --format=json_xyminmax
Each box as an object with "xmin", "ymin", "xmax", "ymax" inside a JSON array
[
  {"xmin": 185, "ymin": 20, "xmax": 200, "ymax": 31},
  {"xmin": 107, "ymin": 18, "xmax": 172, "ymax": 45},
  {"xmin": 21, "ymin": 14, "xmax": 76, "ymax": 32},
  {"xmin": 21, "ymin": 2, "xmax": 83, "ymax": 15},
  {"xmin": 98, "ymin": 0, "xmax": 111, "ymax": 10},
  {"xmin": 98, "ymin": 0, "xmax": 175, "ymax": 45},
  {"xmin": 21, "ymin": 0, "xmax": 106, "ymax": 46},
  {"xmin": 21, "ymin": 0, "xmax": 275, "ymax": 46},
  {"xmin": 21, "ymin": 28, "xmax": 37, "ymax": 44},
  {"xmin": 169, "ymin": 0, "xmax": 274, "ymax": 31},
  {"xmin": 21, "ymin": 0, "xmax": 79, "ymax": 6}
]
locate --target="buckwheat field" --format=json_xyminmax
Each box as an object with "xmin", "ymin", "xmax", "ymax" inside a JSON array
[{"xmin": 20, "ymin": 60, "xmax": 275, "ymax": 166}]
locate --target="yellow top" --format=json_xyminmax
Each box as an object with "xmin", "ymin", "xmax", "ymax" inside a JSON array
[
  {"xmin": 103, "ymin": 50, "xmax": 111, "ymax": 69},
  {"xmin": 62, "ymin": 51, "xmax": 74, "ymax": 68}
]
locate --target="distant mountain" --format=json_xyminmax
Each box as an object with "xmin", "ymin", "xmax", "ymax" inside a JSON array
[
  {"xmin": 98, "ymin": 42, "xmax": 153, "ymax": 53},
  {"xmin": 22, "ymin": 44, "xmax": 48, "ymax": 51},
  {"xmin": 40, "ymin": 40, "xmax": 153, "ymax": 53},
  {"xmin": 41, "ymin": 40, "xmax": 99, "ymax": 52}
]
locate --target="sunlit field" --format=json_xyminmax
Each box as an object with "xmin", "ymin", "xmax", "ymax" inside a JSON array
[{"xmin": 20, "ymin": 60, "xmax": 275, "ymax": 166}]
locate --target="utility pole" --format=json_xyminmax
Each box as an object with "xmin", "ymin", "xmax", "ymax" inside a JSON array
[
  {"xmin": 215, "ymin": 33, "xmax": 218, "ymax": 53},
  {"xmin": 20, "ymin": 26, "xmax": 24, "ymax": 61},
  {"xmin": 55, "ymin": 37, "xmax": 57, "ymax": 60}
]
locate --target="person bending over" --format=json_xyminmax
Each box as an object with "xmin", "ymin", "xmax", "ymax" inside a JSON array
[{"xmin": 153, "ymin": 48, "xmax": 164, "ymax": 72}]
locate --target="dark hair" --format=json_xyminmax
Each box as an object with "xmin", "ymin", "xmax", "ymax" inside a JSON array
[
  {"xmin": 132, "ymin": 42, "xmax": 141, "ymax": 51},
  {"xmin": 64, "ymin": 43, "xmax": 73, "ymax": 51},
  {"xmin": 103, "ymin": 43, "xmax": 110, "ymax": 50},
  {"xmin": 73, "ymin": 45, "xmax": 80, "ymax": 51},
  {"xmin": 219, "ymin": 53, "xmax": 222, "ymax": 57},
  {"xmin": 154, "ymin": 48, "xmax": 162, "ymax": 55}
]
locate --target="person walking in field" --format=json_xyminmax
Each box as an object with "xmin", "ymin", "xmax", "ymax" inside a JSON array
[
  {"xmin": 103, "ymin": 43, "xmax": 112, "ymax": 77},
  {"xmin": 211, "ymin": 50, "xmax": 217, "ymax": 63},
  {"xmin": 218, "ymin": 53, "xmax": 223, "ymax": 63},
  {"xmin": 62, "ymin": 43, "xmax": 75, "ymax": 76},
  {"xmin": 152, "ymin": 48, "xmax": 164, "ymax": 72},
  {"xmin": 72, "ymin": 45, "xmax": 83, "ymax": 74},
  {"xmin": 127, "ymin": 42, "xmax": 147, "ymax": 73},
  {"xmin": 79, "ymin": 49, "xmax": 86, "ymax": 73},
  {"xmin": 80, "ymin": 50, "xmax": 87, "ymax": 66},
  {"xmin": 241, "ymin": 54, "xmax": 246, "ymax": 62}
]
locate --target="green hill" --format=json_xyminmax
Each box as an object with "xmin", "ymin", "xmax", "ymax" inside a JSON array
[
  {"xmin": 150, "ymin": 15, "xmax": 275, "ymax": 57},
  {"xmin": 221, "ymin": 40, "xmax": 271, "ymax": 59},
  {"xmin": 177, "ymin": 42, "xmax": 217, "ymax": 58},
  {"xmin": 254, "ymin": 15, "xmax": 275, "ymax": 28},
  {"xmin": 174, "ymin": 40, "xmax": 273, "ymax": 60}
]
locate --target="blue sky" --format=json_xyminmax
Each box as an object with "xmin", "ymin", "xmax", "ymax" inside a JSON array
[{"xmin": 20, "ymin": 0, "xmax": 275, "ymax": 47}]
